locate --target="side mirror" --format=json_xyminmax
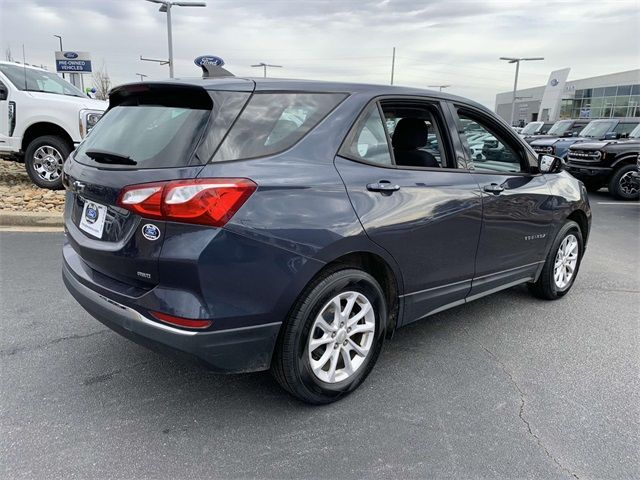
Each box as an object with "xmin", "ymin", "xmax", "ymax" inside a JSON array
[
  {"xmin": 604, "ymin": 132, "xmax": 618, "ymax": 140},
  {"xmin": 0, "ymin": 84, "xmax": 7, "ymax": 101},
  {"xmin": 539, "ymin": 154, "xmax": 563, "ymax": 174}
]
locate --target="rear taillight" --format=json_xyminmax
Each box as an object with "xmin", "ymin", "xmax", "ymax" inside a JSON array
[{"xmin": 116, "ymin": 178, "xmax": 257, "ymax": 226}]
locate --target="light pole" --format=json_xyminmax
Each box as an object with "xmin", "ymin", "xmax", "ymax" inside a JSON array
[
  {"xmin": 53, "ymin": 35, "xmax": 65, "ymax": 79},
  {"xmin": 500, "ymin": 56, "xmax": 544, "ymax": 125},
  {"xmin": 429, "ymin": 85, "xmax": 450, "ymax": 92},
  {"xmin": 136, "ymin": 73, "xmax": 149, "ymax": 81},
  {"xmin": 251, "ymin": 62, "xmax": 282, "ymax": 78},
  {"xmin": 145, "ymin": 0, "xmax": 206, "ymax": 78}
]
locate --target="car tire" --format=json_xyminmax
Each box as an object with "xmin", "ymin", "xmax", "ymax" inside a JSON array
[
  {"xmin": 528, "ymin": 220, "xmax": 583, "ymax": 300},
  {"xmin": 608, "ymin": 164, "xmax": 640, "ymax": 201},
  {"xmin": 24, "ymin": 135, "xmax": 70, "ymax": 190},
  {"xmin": 271, "ymin": 268, "xmax": 387, "ymax": 404}
]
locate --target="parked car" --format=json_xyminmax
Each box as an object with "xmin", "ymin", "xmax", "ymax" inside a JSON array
[
  {"xmin": 0, "ymin": 61, "xmax": 106, "ymax": 189},
  {"xmin": 518, "ymin": 121, "xmax": 553, "ymax": 141},
  {"xmin": 523, "ymin": 119, "xmax": 590, "ymax": 144},
  {"xmin": 530, "ymin": 118, "xmax": 640, "ymax": 159},
  {"xmin": 566, "ymin": 123, "xmax": 640, "ymax": 200},
  {"xmin": 62, "ymin": 78, "xmax": 591, "ymax": 404}
]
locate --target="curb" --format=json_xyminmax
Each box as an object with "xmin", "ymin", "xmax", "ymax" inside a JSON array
[{"xmin": 0, "ymin": 211, "xmax": 64, "ymax": 227}]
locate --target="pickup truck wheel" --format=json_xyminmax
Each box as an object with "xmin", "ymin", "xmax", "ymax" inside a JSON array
[
  {"xmin": 609, "ymin": 164, "xmax": 639, "ymax": 201},
  {"xmin": 528, "ymin": 220, "xmax": 583, "ymax": 300},
  {"xmin": 24, "ymin": 135, "xmax": 70, "ymax": 190},
  {"xmin": 271, "ymin": 268, "xmax": 386, "ymax": 404}
]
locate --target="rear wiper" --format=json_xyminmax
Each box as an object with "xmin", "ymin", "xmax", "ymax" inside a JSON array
[{"xmin": 85, "ymin": 149, "xmax": 137, "ymax": 165}]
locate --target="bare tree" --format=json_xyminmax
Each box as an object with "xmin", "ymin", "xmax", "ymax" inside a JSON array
[{"xmin": 93, "ymin": 63, "xmax": 111, "ymax": 100}]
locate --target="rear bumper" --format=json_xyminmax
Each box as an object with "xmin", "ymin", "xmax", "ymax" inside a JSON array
[{"xmin": 62, "ymin": 259, "xmax": 282, "ymax": 373}]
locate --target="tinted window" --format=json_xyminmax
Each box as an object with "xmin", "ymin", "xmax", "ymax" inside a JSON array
[
  {"xmin": 340, "ymin": 104, "xmax": 392, "ymax": 166},
  {"xmin": 213, "ymin": 92, "xmax": 346, "ymax": 162},
  {"xmin": 458, "ymin": 111, "xmax": 525, "ymax": 173},
  {"xmin": 75, "ymin": 105, "xmax": 210, "ymax": 169}
]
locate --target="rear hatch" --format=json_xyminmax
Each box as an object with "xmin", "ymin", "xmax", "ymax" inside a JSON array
[{"xmin": 63, "ymin": 81, "xmax": 254, "ymax": 287}]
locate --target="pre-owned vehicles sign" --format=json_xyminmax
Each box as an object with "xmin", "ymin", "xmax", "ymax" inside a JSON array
[{"xmin": 55, "ymin": 51, "xmax": 92, "ymax": 73}]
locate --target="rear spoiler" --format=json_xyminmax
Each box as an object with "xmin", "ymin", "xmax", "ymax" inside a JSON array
[{"xmin": 201, "ymin": 63, "xmax": 234, "ymax": 79}]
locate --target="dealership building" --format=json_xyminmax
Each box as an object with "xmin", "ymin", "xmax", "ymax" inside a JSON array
[{"xmin": 495, "ymin": 69, "xmax": 640, "ymax": 125}]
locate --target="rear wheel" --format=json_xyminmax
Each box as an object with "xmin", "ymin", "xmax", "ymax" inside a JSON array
[
  {"xmin": 528, "ymin": 220, "xmax": 583, "ymax": 300},
  {"xmin": 24, "ymin": 135, "xmax": 70, "ymax": 190},
  {"xmin": 271, "ymin": 268, "xmax": 386, "ymax": 404},
  {"xmin": 609, "ymin": 164, "xmax": 639, "ymax": 201}
]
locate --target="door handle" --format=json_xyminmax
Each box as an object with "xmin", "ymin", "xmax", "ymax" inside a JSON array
[
  {"xmin": 483, "ymin": 183, "xmax": 504, "ymax": 194},
  {"xmin": 367, "ymin": 181, "xmax": 400, "ymax": 193}
]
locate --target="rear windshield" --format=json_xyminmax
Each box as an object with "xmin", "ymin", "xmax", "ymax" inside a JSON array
[
  {"xmin": 212, "ymin": 92, "xmax": 347, "ymax": 162},
  {"xmin": 74, "ymin": 105, "xmax": 210, "ymax": 169}
]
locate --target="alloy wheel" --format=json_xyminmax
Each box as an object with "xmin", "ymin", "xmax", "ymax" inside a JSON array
[
  {"xmin": 619, "ymin": 171, "xmax": 639, "ymax": 196},
  {"xmin": 33, "ymin": 145, "xmax": 64, "ymax": 182},
  {"xmin": 307, "ymin": 291, "xmax": 375, "ymax": 384},
  {"xmin": 553, "ymin": 234, "xmax": 578, "ymax": 289}
]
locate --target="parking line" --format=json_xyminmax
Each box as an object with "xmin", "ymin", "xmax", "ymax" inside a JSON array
[{"xmin": 597, "ymin": 202, "xmax": 640, "ymax": 206}]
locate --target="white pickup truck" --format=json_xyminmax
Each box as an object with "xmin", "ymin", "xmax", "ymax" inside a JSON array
[{"xmin": 0, "ymin": 61, "xmax": 107, "ymax": 189}]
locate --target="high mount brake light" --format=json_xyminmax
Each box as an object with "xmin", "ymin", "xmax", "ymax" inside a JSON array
[{"xmin": 116, "ymin": 178, "xmax": 257, "ymax": 226}]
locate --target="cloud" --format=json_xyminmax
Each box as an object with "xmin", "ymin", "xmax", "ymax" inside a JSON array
[{"xmin": 1, "ymin": 0, "xmax": 638, "ymax": 108}]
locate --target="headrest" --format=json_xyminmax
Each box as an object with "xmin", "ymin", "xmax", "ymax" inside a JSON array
[{"xmin": 392, "ymin": 118, "xmax": 429, "ymax": 150}]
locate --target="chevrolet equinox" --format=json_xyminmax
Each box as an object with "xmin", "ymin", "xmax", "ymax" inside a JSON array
[{"xmin": 62, "ymin": 78, "xmax": 591, "ymax": 404}]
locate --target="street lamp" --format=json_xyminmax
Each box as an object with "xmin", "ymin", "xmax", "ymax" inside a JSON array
[
  {"xmin": 136, "ymin": 73, "xmax": 149, "ymax": 81},
  {"xmin": 500, "ymin": 56, "xmax": 544, "ymax": 125},
  {"xmin": 145, "ymin": 0, "xmax": 206, "ymax": 78},
  {"xmin": 251, "ymin": 62, "xmax": 283, "ymax": 78},
  {"xmin": 53, "ymin": 35, "xmax": 65, "ymax": 79},
  {"xmin": 428, "ymin": 85, "xmax": 450, "ymax": 92}
]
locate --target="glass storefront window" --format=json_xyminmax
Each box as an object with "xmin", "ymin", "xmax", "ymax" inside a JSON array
[
  {"xmin": 617, "ymin": 85, "xmax": 632, "ymax": 96},
  {"xmin": 604, "ymin": 86, "xmax": 618, "ymax": 96},
  {"xmin": 592, "ymin": 88, "xmax": 604, "ymax": 97}
]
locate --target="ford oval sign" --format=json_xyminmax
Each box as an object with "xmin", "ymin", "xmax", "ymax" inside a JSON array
[
  {"xmin": 194, "ymin": 55, "xmax": 225, "ymax": 67},
  {"xmin": 550, "ymin": 78, "xmax": 559, "ymax": 87},
  {"xmin": 142, "ymin": 224, "xmax": 161, "ymax": 241},
  {"xmin": 64, "ymin": 52, "xmax": 79, "ymax": 59}
]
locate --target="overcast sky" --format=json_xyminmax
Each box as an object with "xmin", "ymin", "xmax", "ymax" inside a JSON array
[{"xmin": 1, "ymin": 0, "xmax": 638, "ymax": 108}]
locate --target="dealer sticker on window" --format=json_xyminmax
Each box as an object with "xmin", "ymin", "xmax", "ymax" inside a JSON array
[{"xmin": 79, "ymin": 201, "xmax": 107, "ymax": 239}]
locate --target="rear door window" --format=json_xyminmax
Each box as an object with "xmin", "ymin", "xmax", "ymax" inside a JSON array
[
  {"xmin": 212, "ymin": 92, "xmax": 347, "ymax": 162},
  {"xmin": 339, "ymin": 103, "xmax": 392, "ymax": 166}
]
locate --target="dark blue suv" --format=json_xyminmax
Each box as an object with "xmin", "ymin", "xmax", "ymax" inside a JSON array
[{"xmin": 62, "ymin": 78, "xmax": 591, "ymax": 403}]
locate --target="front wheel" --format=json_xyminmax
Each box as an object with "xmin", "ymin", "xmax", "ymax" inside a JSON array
[
  {"xmin": 24, "ymin": 135, "xmax": 71, "ymax": 190},
  {"xmin": 609, "ymin": 164, "xmax": 640, "ymax": 201},
  {"xmin": 271, "ymin": 268, "xmax": 387, "ymax": 404},
  {"xmin": 528, "ymin": 220, "xmax": 583, "ymax": 300}
]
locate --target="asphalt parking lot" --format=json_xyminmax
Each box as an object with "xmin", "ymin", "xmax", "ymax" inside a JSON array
[{"xmin": 1, "ymin": 192, "xmax": 638, "ymax": 480}]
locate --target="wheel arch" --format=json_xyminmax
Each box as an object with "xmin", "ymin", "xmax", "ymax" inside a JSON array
[
  {"xmin": 566, "ymin": 209, "xmax": 589, "ymax": 249},
  {"xmin": 611, "ymin": 153, "xmax": 640, "ymax": 169},
  {"xmin": 21, "ymin": 122, "xmax": 74, "ymax": 153}
]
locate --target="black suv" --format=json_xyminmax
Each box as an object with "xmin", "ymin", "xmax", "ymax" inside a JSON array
[{"xmin": 566, "ymin": 123, "xmax": 640, "ymax": 200}]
